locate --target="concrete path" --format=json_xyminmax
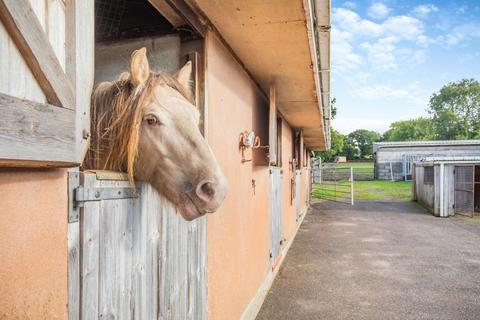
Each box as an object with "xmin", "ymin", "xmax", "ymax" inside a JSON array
[{"xmin": 257, "ymin": 201, "xmax": 480, "ymax": 320}]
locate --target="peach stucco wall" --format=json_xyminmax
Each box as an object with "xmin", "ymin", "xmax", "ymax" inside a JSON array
[
  {"xmin": 206, "ymin": 33, "xmax": 271, "ymax": 320},
  {"xmin": 205, "ymin": 31, "xmax": 313, "ymax": 319},
  {"xmin": 0, "ymin": 169, "xmax": 68, "ymax": 319}
]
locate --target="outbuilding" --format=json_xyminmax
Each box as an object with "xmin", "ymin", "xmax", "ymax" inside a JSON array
[
  {"xmin": 374, "ymin": 140, "xmax": 480, "ymax": 181},
  {"xmin": 413, "ymin": 157, "xmax": 480, "ymax": 217}
]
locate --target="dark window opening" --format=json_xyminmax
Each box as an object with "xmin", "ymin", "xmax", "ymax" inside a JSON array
[
  {"xmin": 95, "ymin": 0, "xmax": 199, "ymax": 43},
  {"xmin": 424, "ymin": 166, "xmax": 434, "ymax": 185},
  {"xmin": 294, "ymin": 131, "xmax": 300, "ymax": 170}
]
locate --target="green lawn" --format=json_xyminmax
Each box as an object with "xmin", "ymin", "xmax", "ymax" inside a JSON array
[
  {"xmin": 323, "ymin": 162, "xmax": 373, "ymax": 170},
  {"xmin": 312, "ymin": 180, "xmax": 412, "ymax": 202}
]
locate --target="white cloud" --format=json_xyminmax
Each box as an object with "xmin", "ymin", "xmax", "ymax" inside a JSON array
[
  {"xmin": 343, "ymin": 1, "xmax": 357, "ymax": 9},
  {"xmin": 456, "ymin": 5, "xmax": 467, "ymax": 14},
  {"xmin": 353, "ymin": 84, "xmax": 427, "ymax": 107},
  {"xmin": 367, "ymin": 3, "xmax": 390, "ymax": 20},
  {"xmin": 361, "ymin": 37, "xmax": 398, "ymax": 70},
  {"xmin": 332, "ymin": 6, "xmax": 431, "ymax": 72},
  {"xmin": 411, "ymin": 50, "xmax": 427, "ymax": 64},
  {"xmin": 383, "ymin": 16, "xmax": 424, "ymax": 40},
  {"xmin": 416, "ymin": 34, "xmax": 435, "ymax": 46},
  {"xmin": 333, "ymin": 8, "xmax": 383, "ymax": 38},
  {"xmin": 412, "ymin": 4, "xmax": 438, "ymax": 18},
  {"xmin": 444, "ymin": 23, "xmax": 480, "ymax": 46},
  {"xmin": 332, "ymin": 29, "xmax": 363, "ymax": 71},
  {"xmin": 333, "ymin": 9, "xmax": 426, "ymax": 41}
]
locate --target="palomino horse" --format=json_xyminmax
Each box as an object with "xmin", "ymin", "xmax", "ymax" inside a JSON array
[{"xmin": 85, "ymin": 48, "xmax": 228, "ymax": 220}]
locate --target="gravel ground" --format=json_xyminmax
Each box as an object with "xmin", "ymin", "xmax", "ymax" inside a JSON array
[{"xmin": 257, "ymin": 201, "xmax": 480, "ymax": 320}]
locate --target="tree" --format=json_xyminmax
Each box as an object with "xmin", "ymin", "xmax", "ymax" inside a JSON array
[
  {"xmin": 316, "ymin": 129, "xmax": 344, "ymax": 162},
  {"xmin": 428, "ymin": 79, "xmax": 480, "ymax": 140},
  {"xmin": 383, "ymin": 117, "xmax": 434, "ymax": 142},
  {"xmin": 341, "ymin": 135, "xmax": 358, "ymax": 160},
  {"xmin": 330, "ymin": 98, "xmax": 337, "ymax": 120},
  {"xmin": 315, "ymin": 98, "xmax": 342, "ymax": 162},
  {"xmin": 347, "ymin": 129, "xmax": 381, "ymax": 159}
]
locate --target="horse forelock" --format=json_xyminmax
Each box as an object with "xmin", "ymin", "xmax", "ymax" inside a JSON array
[{"xmin": 86, "ymin": 71, "xmax": 193, "ymax": 186}]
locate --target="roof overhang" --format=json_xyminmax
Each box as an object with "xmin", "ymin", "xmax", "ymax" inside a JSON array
[{"xmin": 186, "ymin": 0, "xmax": 331, "ymax": 150}]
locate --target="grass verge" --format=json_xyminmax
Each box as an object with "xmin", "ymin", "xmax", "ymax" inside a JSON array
[{"xmin": 312, "ymin": 180, "xmax": 412, "ymax": 202}]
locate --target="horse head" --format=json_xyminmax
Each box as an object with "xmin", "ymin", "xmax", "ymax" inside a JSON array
[{"xmin": 88, "ymin": 48, "xmax": 228, "ymax": 220}]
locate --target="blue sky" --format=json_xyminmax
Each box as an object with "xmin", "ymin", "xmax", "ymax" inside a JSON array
[{"xmin": 331, "ymin": 0, "xmax": 480, "ymax": 134}]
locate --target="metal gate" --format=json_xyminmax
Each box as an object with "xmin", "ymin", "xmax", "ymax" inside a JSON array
[
  {"xmin": 68, "ymin": 170, "xmax": 207, "ymax": 319},
  {"xmin": 315, "ymin": 165, "xmax": 354, "ymax": 205},
  {"xmin": 403, "ymin": 154, "xmax": 429, "ymax": 181},
  {"xmin": 269, "ymin": 168, "xmax": 283, "ymax": 269},
  {"xmin": 295, "ymin": 170, "xmax": 301, "ymax": 220},
  {"xmin": 454, "ymin": 165, "xmax": 474, "ymax": 217}
]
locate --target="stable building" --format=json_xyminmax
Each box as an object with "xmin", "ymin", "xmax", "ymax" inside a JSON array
[
  {"xmin": 374, "ymin": 140, "xmax": 480, "ymax": 181},
  {"xmin": 413, "ymin": 157, "xmax": 480, "ymax": 217},
  {"xmin": 0, "ymin": 1, "xmax": 330, "ymax": 319}
]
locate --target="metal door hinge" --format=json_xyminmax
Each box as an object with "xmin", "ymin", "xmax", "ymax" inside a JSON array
[
  {"xmin": 68, "ymin": 171, "xmax": 80, "ymax": 223},
  {"xmin": 68, "ymin": 171, "xmax": 138, "ymax": 223},
  {"xmin": 74, "ymin": 186, "xmax": 137, "ymax": 202}
]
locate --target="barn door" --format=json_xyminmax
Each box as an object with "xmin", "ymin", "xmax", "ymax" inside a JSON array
[
  {"xmin": 269, "ymin": 167, "xmax": 283, "ymax": 269},
  {"xmin": 305, "ymin": 168, "xmax": 310, "ymax": 206},
  {"xmin": 68, "ymin": 170, "xmax": 207, "ymax": 320},
  {"xmin": 0, "ymin": 0, "xmax": 94, "ymax": 166},
  {"xmin": 295, "ymin": 170, "xmax": 302, "ymax": 220},
  {"xmin": 454, "ymin": 166, "xmax": 474, "ymax": 217}
]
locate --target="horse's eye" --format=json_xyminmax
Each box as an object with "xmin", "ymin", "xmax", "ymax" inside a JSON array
[{"xmin": 145, "ymin": 115, "xmax": 160, "ymax": 126}]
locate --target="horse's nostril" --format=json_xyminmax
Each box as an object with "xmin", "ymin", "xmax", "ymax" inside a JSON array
[
  {"xmin": 201, "ymin": 182, "xmax": 215, "ymax": 197},
  {"xmin": 197, "ymin": 181, "xmax": 215, "ymax": 201}
]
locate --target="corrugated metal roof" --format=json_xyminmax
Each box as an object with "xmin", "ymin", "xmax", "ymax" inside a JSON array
[
  {"xmin": 374, "ymin": 140, "xmax": 480, "ymax": 152},
  {"xmin": 416, "ymin": 156, "xmax": 480, "ymax": 166}
]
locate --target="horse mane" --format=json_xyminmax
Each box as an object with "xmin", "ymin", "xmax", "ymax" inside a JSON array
[{"xmin": 84, "ymin": 71, "xmax": 193, "ymax": 186}]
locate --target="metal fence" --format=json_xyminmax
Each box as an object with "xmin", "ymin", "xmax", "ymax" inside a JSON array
[
  {"xmin": 313, "ymin": 163, "xmax": 374, "ymax": 183},
  {"xmin": 313, "ymin": 165, "xmax": 354, "ymax": 205}
]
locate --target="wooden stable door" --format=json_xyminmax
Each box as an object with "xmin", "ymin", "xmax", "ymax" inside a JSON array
[
  {"xmin": 269, "ymin": 167, "xmax": 283, "ymax": 269},
  {"xmin": 68, "ymin": 171, "xmax": 208, "ymax": 320},
  {"xmin": 0, "ymin": 0, "xmax": 94, "ymax": 166},
  {"xmin": 295, "ymin": 170, "xmax": 302, "ymax": 220}
]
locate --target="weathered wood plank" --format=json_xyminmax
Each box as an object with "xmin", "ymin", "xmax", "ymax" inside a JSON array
[
  {"xmin": 141, "ymin": 184, "xmax": 161, "ymax": 319},
  {"xmin": 0, "ymin": 19, "xmax": 46, "ymax": 104},
  {"xmin": 299, "ymin": 130, "xmax": 304, "ymax": 167},
  {"xmin": 163, "ymin": 0, "xmax": 207, "ymax": 36},
  {"xmin": 158, "ymin": 194, "xmax": 208, "ymax": 320},
  {"xmin": 295, "ymin": 170, "xmax": 301, "ymax": 219},
  {"xmin": 181, "ymin": 39, "xmax": 206, "ymax": 135},
  {"xmin": 80, "ymin": 173, "xmax": 100, "ymax": 319},
  {"xmin": 65, "ymin": 0, "xmax": 95, "ymax": 160},
  {"xmin": 72, "ymin": 172, "xmax": 207, "ymax": 319},
  {"xmin": 0, "ymin": 0, "xmax": 75, "ymax": 109},
  {"xmin": 149, "ymin": 0, "xmax": 185, "ymax": 27},
  {"xmin": 67, "ymin": 221, "xmax": 80, "ymax": 320},
  {"xmin": 269, "ymin": 85, "xmax": 277, "ymax": 165},
  {"xmin": 131, "ymin": 185, "xmax": 147, "ymax": 320},
  {"xmin": 98, "ymin": 198, "xmax": 134, "ymax": 319},
  {"xmin": 269, "ymin": 168, "xmax": 283, "ymax": 266},
  {"xmin": 0, "ymin": 93, "xmax": 77, "ymax": 165},
  {"xmin": 67, "ymin": 168, "xmax": 80, "ymax": 320}
]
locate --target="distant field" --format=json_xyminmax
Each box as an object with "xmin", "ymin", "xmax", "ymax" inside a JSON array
[
  {"xmin": 323, "ymin": 162, "xmax": 373, "ymax": 170},
  {"xmin": 312, "ymin": 180, "xmax": 412, "ymax": 202}
]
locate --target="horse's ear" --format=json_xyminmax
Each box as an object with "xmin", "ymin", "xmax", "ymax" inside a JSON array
[
  {"xmin": 130, "ymin": 47, "xmax": 150, "ymax": 87},
  {"xmin": 175, "ymin": 61, "xmax": 193, "ymax": 93}
]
